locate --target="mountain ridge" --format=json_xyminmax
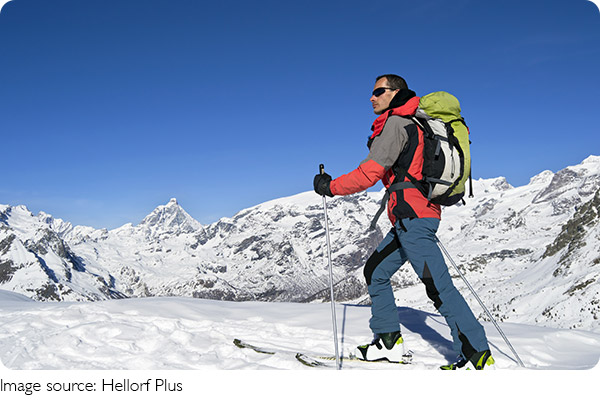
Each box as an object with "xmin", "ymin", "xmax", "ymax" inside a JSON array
[{"xmin": 1, "ymin": 155, "xmax": 599, "ymax": 331}]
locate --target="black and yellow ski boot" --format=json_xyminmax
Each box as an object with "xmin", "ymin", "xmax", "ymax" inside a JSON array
[{"xmin": 440, "ymin": 350, "xmax": 495, "ymax": 370}]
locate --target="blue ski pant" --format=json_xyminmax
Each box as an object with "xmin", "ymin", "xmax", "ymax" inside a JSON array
[{"xmin": 364, "ymin": 217, "xmax": 489, "ymax": 359}]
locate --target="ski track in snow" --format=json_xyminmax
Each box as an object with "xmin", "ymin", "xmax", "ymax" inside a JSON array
[{"xmin": 0, "ymin": 291, "xmax": 598, "ymax": 371}]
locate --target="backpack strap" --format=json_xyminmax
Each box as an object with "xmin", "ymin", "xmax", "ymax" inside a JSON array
[
  {"xmin": 369, "ymin": 182, "xmax": 415, "ymax": 231},
  {"xmin": 448, "ymin": 117, "xmax": 467, "ymax": 127}
]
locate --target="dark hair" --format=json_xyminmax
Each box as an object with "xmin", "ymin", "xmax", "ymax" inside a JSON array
[{"xmin": 376, "ymin": 74, "xmax": 408, "ymax": 91}]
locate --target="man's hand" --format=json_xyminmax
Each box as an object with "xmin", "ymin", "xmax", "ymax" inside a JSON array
[{"xmin": 314, "ymin": 172, "xmax": 333, "ymax": 197}]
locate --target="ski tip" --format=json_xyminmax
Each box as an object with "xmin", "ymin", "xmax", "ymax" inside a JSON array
[
  {"xmin": 295, "ymin": 353, "xmax": 330, "ymax": 368},
  {"xmin": 233, "ymin": 338, "xmax": 276, "ymax": 354}
]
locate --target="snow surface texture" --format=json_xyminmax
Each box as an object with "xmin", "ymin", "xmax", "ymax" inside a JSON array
[{"xmin": 0, "ymin": 290, "xmax": 598, "ymax": 370}]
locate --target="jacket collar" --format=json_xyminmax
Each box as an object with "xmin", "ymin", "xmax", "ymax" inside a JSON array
[
  {"xmin": 370, "ymin": 94, "xmax": 420, "ymax": 139},
  {"xmin": 387, "ymin": 88, "xmax": 417, "ymax": 110}
]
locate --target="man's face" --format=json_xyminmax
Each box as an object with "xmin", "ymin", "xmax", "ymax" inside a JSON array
[{"xmin": 370, "ymin": 78, "xmax": 399, "ymax": 115}]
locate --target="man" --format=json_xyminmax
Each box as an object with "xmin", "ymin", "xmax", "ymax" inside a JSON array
[{"xmin": 313, "ymin": 74, "xmax": 494, "ymax": 370}]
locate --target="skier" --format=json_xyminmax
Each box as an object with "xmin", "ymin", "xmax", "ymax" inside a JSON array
[{"xmin": 313, "ymin": 74, "xmax": 495, "ymax": 370}]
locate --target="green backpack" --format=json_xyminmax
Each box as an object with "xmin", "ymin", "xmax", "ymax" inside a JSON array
[{"xmin": 410, "ymin": 91, "xmax": 472, "ymax": 206}]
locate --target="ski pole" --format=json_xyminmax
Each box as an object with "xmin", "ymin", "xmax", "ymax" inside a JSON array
[
  {"xmin": 319, "ymin": 164, "xmax": 341, "ymax": 370},
  {"xmin": 435, "ymin": 236, "xmax": 525, "ymax": 368}
]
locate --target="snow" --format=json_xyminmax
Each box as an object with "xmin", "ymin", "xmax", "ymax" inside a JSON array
[
  {"xmin": 0, "ymin": 290, "xmax": 598, "ymax": 398},
  {"xmin": 1, "ymin": 290, "xmax": 598, "ymax": 371}
]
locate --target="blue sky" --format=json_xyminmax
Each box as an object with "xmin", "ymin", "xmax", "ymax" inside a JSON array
[{"xmin": 1, "ymin": 0, "xmax": 599, "ymax": 229}]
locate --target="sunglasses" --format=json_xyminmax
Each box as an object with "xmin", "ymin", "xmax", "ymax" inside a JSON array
[{"xmin": 372, "ymin": 87, "xmax": 397, "ymax": 97}]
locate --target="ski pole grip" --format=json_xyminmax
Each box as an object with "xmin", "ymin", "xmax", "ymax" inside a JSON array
[{"xmin": 319, "ymin": 164, "xmax": 325, "ymax": 175}]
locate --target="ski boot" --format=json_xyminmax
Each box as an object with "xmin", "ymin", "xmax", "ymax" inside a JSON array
[
  {"xmin": 355, "ymin": 331, "xmax": 409, "ymax": 363},
  {"xmin": 470, "ymin": 349, "xmax": 496, "ymax": 370},
  {"xmin": 440, "ymin": 356, "xmax": 469, "ymax": 370},
  {"xmin": 440, "ymin": 350, "xmax": 495, "ymax": 370}
]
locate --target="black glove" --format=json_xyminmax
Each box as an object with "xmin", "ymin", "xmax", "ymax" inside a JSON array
[{"xmin": 313, "ymin": 172, "xmax": 333, "ymax": 197}]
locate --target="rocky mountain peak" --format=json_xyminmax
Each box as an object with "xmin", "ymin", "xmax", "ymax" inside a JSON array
[
  {"xmin": 138, "ymin": 198, "xmax": 202, "ymax": 237},
  {"xmin": 533, "ymin": 159, "xmax": 600, "ymax": 205}
]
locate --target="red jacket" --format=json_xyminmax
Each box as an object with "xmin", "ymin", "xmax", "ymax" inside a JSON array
[{"xmin": 330, "ymin": 96, "xmax": 441, "ymax": 224}]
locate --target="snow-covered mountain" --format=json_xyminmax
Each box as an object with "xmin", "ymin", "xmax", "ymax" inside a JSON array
[
  {"xmin": 1, "ymin": 156, "xmax": 599, "ymax": 331},
  {"xmin": 1, "ymin": 191, "xmax": 384, "ymax": 303}
]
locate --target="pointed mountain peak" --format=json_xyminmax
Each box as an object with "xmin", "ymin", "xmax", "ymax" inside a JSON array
[
  {"xmin": 138, "ymin": 198, "xmax": 202, "ymax": 236},
  {"xmin": 529, "ymin": 170, "xmax": 554, "ymax": 186}
]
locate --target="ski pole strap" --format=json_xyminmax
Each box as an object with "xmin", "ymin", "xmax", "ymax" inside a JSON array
[{"xmin": 369, "ymin": 182, "xmax": 415, "ymax": 230}]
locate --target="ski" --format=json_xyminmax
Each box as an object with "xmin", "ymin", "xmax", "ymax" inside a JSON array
[
  {"xmin": 233, "ymin": 338, "xmax": 276, "ymax": 355},
  {"xmin": 233, "ymin": 338, "xmax": 413, "ymax": 368},
  {"xmin": 295, "ymin": 352, "xmax": 332, "ymax": 368},
  {"xmin": 234, "ymin": 338, "xmax": 333, "ymax": 367}
]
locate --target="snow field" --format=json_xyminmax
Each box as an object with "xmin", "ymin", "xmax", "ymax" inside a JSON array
[
  {"xmin": 0, "ymin": 291, "xmax": 598, "ymax": 399},
  {"xmin": 1, "ymin": 292, "xmax": 598, "ymax": 370}
]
